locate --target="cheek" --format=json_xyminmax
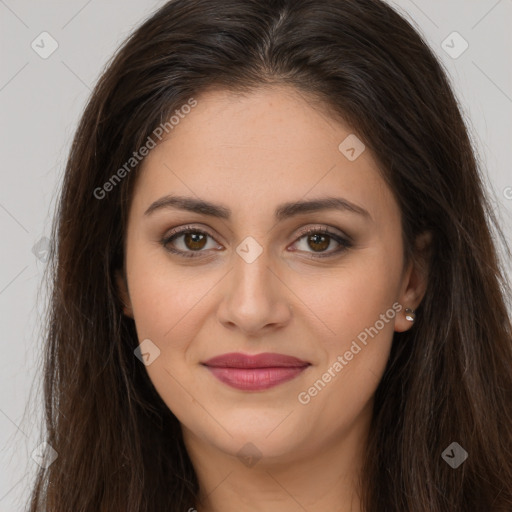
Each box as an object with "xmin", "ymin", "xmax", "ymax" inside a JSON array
[
  {"xmin": 126, "ymin": 238, "xmax": 214, "ymax": 338},
  {"xmin": 297, "ymin": 297, "xmax": 398, "ymax": 435},
  {"xmin": 293, "ymin": 247, "xmax": 401, "ymax": 413},
  {"xmin": 126, "ymin": 250, "xmax": 210, "ymax": 420},
  {"xmin": 292, "ymin": 244, "xmax": 403, "ymax": 345},
  {"xmin": 125, "ymin": 247, "xmax": 211, "ymax": 396}
]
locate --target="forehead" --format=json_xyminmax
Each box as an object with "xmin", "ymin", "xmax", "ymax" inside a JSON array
[{"xmin": 131, "ymin": 85, "xmax": 398, "ymax": 227}]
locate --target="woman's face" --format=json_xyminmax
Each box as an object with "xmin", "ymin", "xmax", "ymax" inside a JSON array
[{"xmin": 118, "ymin": 85, "xmax": 425, "ymax": 467}]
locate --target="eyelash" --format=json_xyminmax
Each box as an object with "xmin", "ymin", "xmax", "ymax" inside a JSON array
[{"xmin": 160, "ymin": 225, "xmax": 353, "ymax": 259}]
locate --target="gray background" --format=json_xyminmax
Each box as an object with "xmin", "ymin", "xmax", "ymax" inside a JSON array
[{"xmin": 1, "ymin": 1, "xmax": 511, "ymax": 510}]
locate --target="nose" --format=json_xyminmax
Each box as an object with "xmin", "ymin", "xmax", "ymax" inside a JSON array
[{"xmin": 216, "ymin": 248, "xmax": 293, "ymax": 336}]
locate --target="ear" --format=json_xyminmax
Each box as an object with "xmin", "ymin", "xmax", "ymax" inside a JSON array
[
  {"xmin": 115, "ymin": 268, "xmax": 134, "ymax": 318},
  {"xmin": 394, "ymin": 231, "xmax": 432, "ymax": 333}
]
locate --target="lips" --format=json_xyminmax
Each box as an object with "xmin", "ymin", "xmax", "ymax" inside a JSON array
[
  {"xmin": 203, "ymin": 352, "xmax": 309, "ymax": 368},
  {"xmin": 202, "ymin": 352, "xmax": 310, "ymax": 391}
]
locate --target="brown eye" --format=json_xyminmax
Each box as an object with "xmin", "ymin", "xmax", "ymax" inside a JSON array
[
  {"xmin": 182, "ymin": 232, "xmax": 207, "ymax": 251},
  {"xmin": 291, "ymin": 227, "xmax": 352, "ymax": 258},
  {"xmin": 161, "ymin": 227, "xmax": 219, "ymax": 258},
  {"xmin": 161, "ymin": 225, "xmax": 352, "ymax": 259},
  {"xmin": 306, "ymin": 233, "xmax": 330, "ymax": 252}
]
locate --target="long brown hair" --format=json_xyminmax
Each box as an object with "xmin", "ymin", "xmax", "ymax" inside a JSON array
[{"xmin": 27, "ymin": 0, "xmax": 512, "ymax": 510}]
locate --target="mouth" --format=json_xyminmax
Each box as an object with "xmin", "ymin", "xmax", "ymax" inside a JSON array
[{"xmin": 201, "ymin": 352, "xmax": 311, "ymax": 391}]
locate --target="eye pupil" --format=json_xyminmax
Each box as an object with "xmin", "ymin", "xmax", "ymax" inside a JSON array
[
  {"xmin": 185, "ymin": 232, "xmax": 207, "ymax": 250},
  {"xmin": 308, "ymin": 233, "xmax": 329, "ymax": 252}
]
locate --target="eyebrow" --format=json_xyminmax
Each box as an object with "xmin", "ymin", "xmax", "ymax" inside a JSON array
[{"xmin": 144, "ymin": 194, "xmax": 371, "ymax": 221}]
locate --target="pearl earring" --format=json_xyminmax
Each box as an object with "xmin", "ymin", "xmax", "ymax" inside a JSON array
[{"xmin": 405, "ymin": 308, "xmax": 416, "ymax": 322}]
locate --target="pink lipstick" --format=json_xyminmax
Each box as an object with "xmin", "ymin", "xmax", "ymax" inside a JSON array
[{"xmin": 202, "ymin": 352, "xmax": 310, "ymax": 391}]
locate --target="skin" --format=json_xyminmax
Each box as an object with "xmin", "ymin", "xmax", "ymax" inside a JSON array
[{"xmin": 117, "ymin": 85, "xmax": 430, "ymax": 512}]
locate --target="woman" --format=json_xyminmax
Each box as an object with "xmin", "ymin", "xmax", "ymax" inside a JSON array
[{"xmin": 28, "ymin": 0, "xmax": 512, "ymax": 510}]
